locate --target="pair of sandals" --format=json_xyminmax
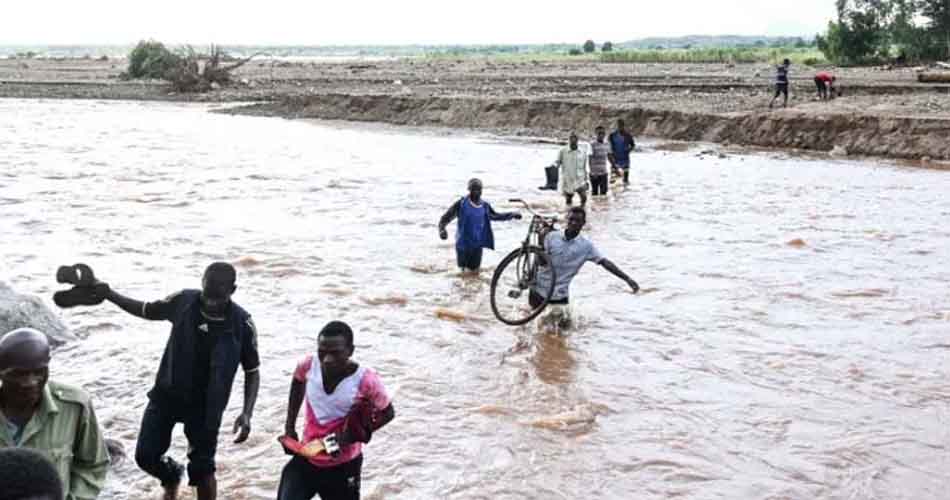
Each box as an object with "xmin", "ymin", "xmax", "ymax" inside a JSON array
[{"xmin": 53, "ymin": 263, "xmax": 109, "ymax": 308}]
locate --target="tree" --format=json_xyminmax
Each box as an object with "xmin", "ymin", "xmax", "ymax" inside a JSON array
[
  {"xmin": 889, "ymin": 0, "xmax": 927, "ymax": 61},
  {"xmin": 602, "ymin": 41, "xmax": 614, "ymax": 52},
  {"xmin": 123, "ymin": 41, "xmax": 259, "ymax": 92},
  {"xmin": 583, "ymin": 40, "xmax": 596, "ymax": 53},
  {"xmin": 920, "ymin": 0, "xmax": 950, "ymax": 60},
  {"xmin": 816, "ymin": 0, "xmax": 890, "ymax": 63}
]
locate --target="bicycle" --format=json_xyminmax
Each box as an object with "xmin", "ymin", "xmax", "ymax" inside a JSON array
[{"xmin": 489, "ymin": 199, "xmax": 558, "ymax": 326}]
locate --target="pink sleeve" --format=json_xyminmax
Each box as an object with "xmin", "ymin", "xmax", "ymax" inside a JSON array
[
  {"xmin": 359, "ymin": 369, "xmax": 391, "ymax": 410},
  {"xmin": 293, "ymin": 355, "xmax": 313, "ymax": 383}
]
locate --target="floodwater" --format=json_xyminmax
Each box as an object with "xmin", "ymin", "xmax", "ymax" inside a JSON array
[{"xmin": 1, "ymin": 98, "xmax": 950, "ymax": 500}]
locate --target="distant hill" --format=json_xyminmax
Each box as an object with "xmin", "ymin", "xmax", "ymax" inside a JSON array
[{"xmin": 620, "ymin": 35, "xmax": 813, "ymax": 49}]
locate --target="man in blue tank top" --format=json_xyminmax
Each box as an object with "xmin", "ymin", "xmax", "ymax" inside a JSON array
[{"xmin": 438, "ymin": 178, "xmax": 522, "ymax": 272}]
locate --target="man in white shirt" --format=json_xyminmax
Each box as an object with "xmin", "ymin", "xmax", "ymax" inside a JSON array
[{"xmin": 554, "ymin": 132, "xmax": 589, "ymax": 207}]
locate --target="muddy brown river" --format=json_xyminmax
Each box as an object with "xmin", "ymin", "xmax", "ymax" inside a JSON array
[{"xmin": 1, "ymin": 99, "xmax": 949, "ymax": 499}]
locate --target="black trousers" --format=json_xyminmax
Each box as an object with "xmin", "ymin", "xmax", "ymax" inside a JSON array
[
  {"xmin": 815, "ymin": 77, "xmax": 829, "ymax": 98},
  {"xmin": 590, "ymin": 174, "xmax": 608, "ymax": 195},
  {"xmin": 135, "ymin": 399, "xmax": 219, "ymax": 487},
  {"xmin": 277, "ymin": 455, "xmax": 363, "ymax": 500}
]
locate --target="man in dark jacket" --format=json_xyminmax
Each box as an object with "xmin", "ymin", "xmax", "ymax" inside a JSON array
[{"xmin": 101, "ymin": 262, "xmax": 260, "ymax": 500}]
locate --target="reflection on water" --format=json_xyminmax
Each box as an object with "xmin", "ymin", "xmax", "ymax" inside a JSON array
[{"xmin": 2, "ymin": 99, "xmax": 950, "ymax": 499}]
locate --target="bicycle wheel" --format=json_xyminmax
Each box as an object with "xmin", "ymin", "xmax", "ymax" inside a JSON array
[{"xmin": 490, "ymin": 245, "xmax": 557, "ymax": 326}]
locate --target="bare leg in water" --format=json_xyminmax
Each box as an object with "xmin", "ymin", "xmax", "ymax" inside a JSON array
[{"xmin": 196, "ymin": 476, "xmax": 216, "ymax": 500}]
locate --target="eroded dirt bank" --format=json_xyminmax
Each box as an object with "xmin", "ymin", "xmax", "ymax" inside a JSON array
[
  {"xmin": 224, "ymin": 93, "xmax": 950, "ymax": 160},
  {"xmin": 4, "ymin": 58, "xmax": 950, "ymax": 159}
]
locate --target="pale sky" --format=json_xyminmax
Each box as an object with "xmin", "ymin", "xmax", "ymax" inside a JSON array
[{"xmin": 2, "ymin": 0, "xmax": 835, "ymax": 45}]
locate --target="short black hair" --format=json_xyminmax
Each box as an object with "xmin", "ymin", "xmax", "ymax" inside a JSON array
[
  {"xmin": 595, "ymin": 125, "xmax": 605, "ymax": 131},
  {"xmin": 568, "ymin": 206, "xmax": 586, "ymax": 221},
  {"xmin": 318, "ymin": 321, "xmax": 354, "ymax": 347},
  {"xmin": 0, "ymin": 447, "xmax": 64, "ymax": 500},
  {"xmin": 204, "ymin": 262, "xmax": 237, "ymax": 286}
]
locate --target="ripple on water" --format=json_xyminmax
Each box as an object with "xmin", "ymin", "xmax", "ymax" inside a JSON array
[{"xmin": 4, "ymin": 100, "xmax": 950, "ymax": 500}]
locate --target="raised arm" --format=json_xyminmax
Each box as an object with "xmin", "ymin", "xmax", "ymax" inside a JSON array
[
  {"xmin": 599, "ymin": 258, "xmax": 639, "ymax": 293},
  {"xmin": 104, "ymin": 288, "xmax": 148, "ymax": 318},
  {"xmin": 488, "ymin": 203, "xmax": 521, "ymax": 222},
  {"xmin": 105, "ymin": 289, "xmax": 180, "ymax": 321}
]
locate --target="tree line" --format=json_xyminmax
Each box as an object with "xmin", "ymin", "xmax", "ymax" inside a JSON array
[{"xmin": 817, "ymin": 0, "xmax": 950, "ymax": 64}]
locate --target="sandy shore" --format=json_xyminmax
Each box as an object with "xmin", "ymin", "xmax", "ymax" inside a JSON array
[{"xmin": 3, "ymin": 58, "xmax": 950, "ymax": 159}]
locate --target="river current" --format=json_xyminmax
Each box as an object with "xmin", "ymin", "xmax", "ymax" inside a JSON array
[{"xmin": 1, "ymin": 99, "xmax": 949, "ymax": 499}]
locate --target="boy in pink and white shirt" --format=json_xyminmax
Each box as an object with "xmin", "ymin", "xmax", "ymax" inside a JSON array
[{"xmin": 278, "ymin": 321, "xmax": 394, "ymax": 500}]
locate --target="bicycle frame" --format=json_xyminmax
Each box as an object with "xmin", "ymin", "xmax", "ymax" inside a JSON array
[{"xmin": 509, "ymin": 198, "xmax": 557, "ymax": 249}]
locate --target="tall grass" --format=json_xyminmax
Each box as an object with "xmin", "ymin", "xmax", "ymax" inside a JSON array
[{"xmin": 601, "ymin": 47, "xmax": 826, "ymax": 65}]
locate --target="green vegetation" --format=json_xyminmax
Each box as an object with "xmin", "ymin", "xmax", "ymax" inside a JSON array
[
  {"xmin": 583, "ymin": 40, "xmax": 596, "ymax": 53},
  {"xmin": 600, "ymin": 47, "xmax": 826, "ymax": 65},
  {"xmin": 122, "ymin": 41, "xmax": 258, "ymax": 92},
  {"xmin": 126, "ymin": 40, "xmax": 181, "ymax": 79},
  {"xmin": 817, "ymin": 0, "xmax": 950, "ymax": 64}
]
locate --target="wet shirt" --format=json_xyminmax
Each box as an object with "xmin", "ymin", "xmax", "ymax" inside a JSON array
[
  {"xmin": 589, "ymin": 140, "xmax": 610, "ymax": 175},
  {"xmin": 0, "ymin": 381, "xmax": 109, "ymax": 500},
  {"xmin": 439, "ymin": 197, "xmax": 517, "ymax": 251},
  {"xmin": 191, "ymin": 315, "xmax": 226, "ymax": 407},
  {"xmin": 293, "ymin": 355, "xmax": 391, "ymax": 468},
  {"xmin": 556, "ymin": 146, "xmax": 588, "ymax": 193},
  {"xmin": 534, "ymin": 232, "xmax": 605, "ymax": 300},
  {"xmin": 815, "ymin": 72, "xmax": 833, "ymax": 83},
  {"xmin": 143, "ymin": 290, "xmax": 260, "ymax": 426}
]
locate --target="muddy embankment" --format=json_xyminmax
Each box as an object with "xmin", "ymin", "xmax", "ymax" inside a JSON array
[{"xmin": 224, "ymin": 94, "xmax": 950, "ymax": 160}]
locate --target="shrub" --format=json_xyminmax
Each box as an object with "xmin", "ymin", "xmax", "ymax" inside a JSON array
[
  {"xmin": 583, "ymin": 40, "xmax": 596, "ymax": 53},
  {"xmin": 126, "ymin": 40, "xmax": 181, "ymax": 79},
  {"xmin": 568, "ymin": 48, "xmax": 583, "ymax": 56}
]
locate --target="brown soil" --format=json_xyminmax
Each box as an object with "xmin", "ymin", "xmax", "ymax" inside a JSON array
[{"xmin": 3, "ymin": 58, "xmax": 950, "ymax": 159}]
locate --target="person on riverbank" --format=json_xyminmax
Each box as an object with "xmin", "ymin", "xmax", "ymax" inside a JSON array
[
  {"xmin": 555, "ymin": 132, "xmax": 589, "ymax": 206},
  {"xmin": 0, "ymin": 327, "xmax": 109, "ymax": 500},
  {"xmin": 100, "ymin": 262, "xmax": 260, "ymax": 500},
  {"xmin": 438, "ymin": 178, "xmax": 522, "ymax": 272},
  {"xmin": 0, "ymin": 447, "xmax": 65, "ymax": 500},
  {"xmin": 277, "ymin": 321, "xmax": 395, "ymax": 500},
  {"xmin": 769, "ymin": 58, "xmax": 791, "ymax": 109},
  {"xmin": 531, "ymin": 207, "xmax": 639, "ymax": 309},
  {"xmin": 589, "ymin": 126, "xmax": 611, "ymax": 196},
  {"xmin": 814, "ymin": 72, "xmax": 836, "ymax": 100},
  {"xmin": 608, "ymin": 120, "xmax": 635, "ymax": 186}
]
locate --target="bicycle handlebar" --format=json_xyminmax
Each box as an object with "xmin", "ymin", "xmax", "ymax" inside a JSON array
[{"xmin": 508, "ymin": 198, "xmax": 558, "ymax": 224}]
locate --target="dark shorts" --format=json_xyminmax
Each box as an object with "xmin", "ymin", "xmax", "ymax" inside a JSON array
[
  {"xmin": 529, "ymin": 289, "xmax": 569, "ymax": 309},
  {"xmin": 135, "ymin": 399, "xmax": 219, "ymax": 486},
  {"xmin": 277, "ymin": 454, "xmax": 363, "ymax": 500},
  {"xmin": 775, "ymin": 83, "xmax": 788, "ymax": 96},
  {"xmin": 456, "ymin": 247, "xmax": 483, "ymax": 270}
]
